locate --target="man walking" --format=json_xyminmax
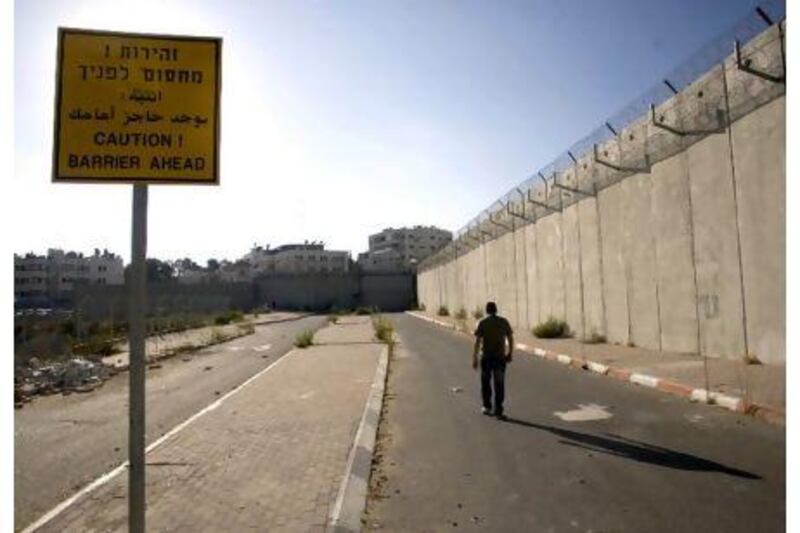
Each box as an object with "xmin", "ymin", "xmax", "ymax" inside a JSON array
[{"xmin": 472, "ymin": 301, "xmax": 514, "ymax": 419}]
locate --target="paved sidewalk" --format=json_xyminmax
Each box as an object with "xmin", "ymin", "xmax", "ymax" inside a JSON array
[
  {"xmin": 409, "ymin": 311, "xmax": 784, "ymax": 424},
  {"xmin": 35, "ymin": 316, "xmax": 382, "ymax": 532}
]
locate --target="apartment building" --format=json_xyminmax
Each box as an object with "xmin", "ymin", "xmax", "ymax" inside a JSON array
[
  {"xmin": 244, "ymin": 242, "xmax": 351, "ymax": 276},
  {"xmin": 358, "ymin": 226, "xmax": 451, "ymax": 272},
  {"xmin": 14, "ymin": 248, "xmax": 125, "ymax": 305}
]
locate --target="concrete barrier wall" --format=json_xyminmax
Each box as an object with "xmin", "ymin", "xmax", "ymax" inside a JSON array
[
  {"xmin": 522, "ymin": 223, "xmax": 540, "ymax": 328},
  {"xmin": 536, "ymin": 214, "xmax": 565, "ymax": 322},
  {"xmin": 732, "ymin": 96, "xmax": 785, "ymax": 364},
  {"xmin": 597, "ymin": 182, "xmax": 630, "ymax": 345},
  {"xmin": 417, "ymin": 23, "xmax": 784, "ymax": 363},
  {"xmin": 687, "ymin": 130, "xmax": 747, "ymax": 359},
  {"xmin": 650, "ymin": 151, "xmax": 700, "ymax": 354},
  {"xmin": 562, "ymin": 202, "xmax": 584, "ymax": 339}
]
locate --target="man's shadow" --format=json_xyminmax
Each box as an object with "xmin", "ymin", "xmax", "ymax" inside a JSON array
[{"xmin": 501, "ymin": 417, "xmax": 760, "ymax": 480}]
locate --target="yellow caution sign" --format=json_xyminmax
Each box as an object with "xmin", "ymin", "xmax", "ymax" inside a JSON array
[{"xmin": 53, "ymin": 28, "xmax": 221, "ymax": 184}]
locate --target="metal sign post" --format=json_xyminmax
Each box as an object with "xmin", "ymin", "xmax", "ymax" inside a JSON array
[
  {"xmin": 52, "ymin": 28, "xmax": 221, "ymax": 531},
  {"xmin": 128, "ymin": 184, "xmax": 148, "ymax": 533}
]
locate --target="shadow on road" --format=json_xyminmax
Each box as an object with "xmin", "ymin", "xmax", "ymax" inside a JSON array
[{"xmin": 501, "ymin": 417, "xmax": 760, "ymax": 480}]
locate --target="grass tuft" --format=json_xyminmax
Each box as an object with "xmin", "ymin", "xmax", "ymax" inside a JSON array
[
  {"xmin": 372, "ymin": 315, "xmax": 395, "ymax": 345},
  {"xmin": 581, "ymin": 331, "xmax": 606, "ymax": 344},
  {"xmin": 295, "ymin": 329, "xmax": 314, "ymax": 348},
  {"xmin": 532, "ymin": 317, "xmax": 570, "ymax": 339}
]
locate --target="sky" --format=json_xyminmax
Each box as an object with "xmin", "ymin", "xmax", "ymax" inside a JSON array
[{"xmin": 13, "ymin": 0, "xmax": 769, "ymax": 264}]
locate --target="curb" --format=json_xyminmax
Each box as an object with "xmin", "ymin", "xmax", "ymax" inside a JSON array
[
  {"xmin": 250, "ymin": 313, "xmax": 312, "ymax": 326},
  {"xmin": 407, "ymin": 312, "xmax": 783, "ymax": 426},
  {"xmin": 329, "ymin": 344, "xmax": 390, "ymax": 533}
]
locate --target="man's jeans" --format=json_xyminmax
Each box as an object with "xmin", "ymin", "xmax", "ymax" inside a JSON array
[{"xmin": 480, "ymin": 355, "xmax": 507, "ymax": 414}]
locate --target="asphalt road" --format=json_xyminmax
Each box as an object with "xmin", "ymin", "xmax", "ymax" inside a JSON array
[
  {"xmin": 365, "ymin": 314, "xmax": 785, "ymax": 533},
  {"xmin": 14, "ymin": 315, "xmax": 326, "ymax": 530}
]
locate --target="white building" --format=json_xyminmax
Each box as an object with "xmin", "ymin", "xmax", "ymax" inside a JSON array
[
  {"xmin": 359, "ymin": 226, "xmax": 451, "ymax": 272},
  {"xmin": 14, "ymin": 248, "xmax": 124, "ymax": 305},
  {"xmin": 245, "ymin": 242, "xmax": 351, "ymax": 276}
]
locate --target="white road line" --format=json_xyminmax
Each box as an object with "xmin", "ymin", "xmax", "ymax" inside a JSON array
[{"xmin": 21, "ymin": 349, "xmax": 298, "ymax": 533}]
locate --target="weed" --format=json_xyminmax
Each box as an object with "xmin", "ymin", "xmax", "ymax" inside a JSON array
[
  {"xmin": 472, "ymin": 307, "xmax": 484, "ymax": 320},
  {"xmin": 372, "ymin": 315, "xmax": 395, "ymax": 345},
  {"xmin": 582, "ymin": 331, "xmax": 606, "ymax": 344},
  {"xmin": 295, "ymin": 329, "xmax": 314, "ymax": 348},
  {"xmin": 743, "ymin": 353, "xmax": 762, "ymax": 365},
  {"xmin": 437, "ymin": 305, "xmax": 450, "ymax": 317},
  {"xmin": 214, "ymin": 310, "xmax": 245, "ymax": 326},
  {"xmin": 210, "ymin": 328, "xmax": 229, "ymax": 344},
  {"xmin": 532, "ymin": 317, "xmax": 570, "ymax": 339},
  {"xmin": 455, "ymin": 308, "xmax": 468, "ymax": 320}
]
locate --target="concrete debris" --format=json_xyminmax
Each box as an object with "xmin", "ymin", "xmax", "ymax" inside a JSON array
[
  {"xmin": 14, "ymin": 356, "xmax": 114, "ymax": 407},
  {"xmin": 450, "ymin": 387, "xmax": 463, "ymax": 393}
]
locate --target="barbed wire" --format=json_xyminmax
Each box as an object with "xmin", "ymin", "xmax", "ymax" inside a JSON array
[{"xmin": 422, "ymin": 0, "xmax": 785, "ymax": 272}]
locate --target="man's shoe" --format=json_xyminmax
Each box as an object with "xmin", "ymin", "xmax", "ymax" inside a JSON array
[
  {"xmin": 495, "ymin": 412, "xmax": 507, "ymax": 421},
  {"xmin": 482, "ymin": 406, "xmax": 492, "ymax": 415}
]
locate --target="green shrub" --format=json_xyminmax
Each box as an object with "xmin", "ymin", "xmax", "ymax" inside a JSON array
[
  {"xmin": 581, "ymin": 331, "xmax": 606, "ymax": 344},
  {"xmin": 295, "ymin": 329, "xmax": 314, "ymax": 348},
  {"xmin": 372, "ymin": 315, "xmax": 395, "ymax": 344},
  {"xmin": 437, "ymin": 305, "xmax": 450, "ymax": 317},
  {"xmin": 214, "ymin": 310, "xmax": 245, "ymax": 325},
  {"xmin": 473, "ymin": 307, "xmax": 484, "ymax": 320},
  {"xmin": 419, "ymin": 303, "xmax": 426, "ymax": 311},
  {"xmin": 455, "ymin": 308, "xmax": 468, "ymax": 320},
  {"xmin": 532, "ymin": 317, "xmax": 570, "ymax": 339},
  {"xmin": 355, "ymin": 306, "xmax": 372, "ymax": 316}
]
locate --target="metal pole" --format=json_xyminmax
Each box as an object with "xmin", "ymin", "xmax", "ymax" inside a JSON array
[{"xmin": 129, "ymin": 184, "xmax": 148, "ymax": 533}]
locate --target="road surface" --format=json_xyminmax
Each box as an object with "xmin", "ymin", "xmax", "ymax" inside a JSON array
[
  {"xmin": 365, "ymin": 314, "xmax": 784, "ymax": 532},
  {"xmin": 15, "ymin": 315, "xmax": 326, "ymax": 529}
]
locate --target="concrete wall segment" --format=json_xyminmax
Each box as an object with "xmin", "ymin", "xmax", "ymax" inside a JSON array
[{"xmin": 730, "ymin": 95, "xmax": 785, "ymax": 364}]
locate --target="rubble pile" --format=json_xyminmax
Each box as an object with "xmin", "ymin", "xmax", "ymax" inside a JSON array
[{"xmin": 14, "ymin": 356, "xmax": 116, "ymax": 408}]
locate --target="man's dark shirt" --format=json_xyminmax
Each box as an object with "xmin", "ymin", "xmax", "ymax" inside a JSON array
[{"xmin": 475, "ymin": 314, "xmax": 513, "ymax": 358}]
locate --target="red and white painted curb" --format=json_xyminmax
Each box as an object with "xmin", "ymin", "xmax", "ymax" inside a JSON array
[{"xmin": 407, "ymin": 312, "xmax": 783, "ymax": 425}]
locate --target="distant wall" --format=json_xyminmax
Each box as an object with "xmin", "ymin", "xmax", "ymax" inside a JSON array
[
  {"xmin": 360, "ymin": 273, "xmax": 416, "ymax": 311},
  {"xmin": 418, "ymin": 23, "xmax": 785, "ymax": 364},
  {"xmin": 73, "ymin": 282, "xmax": 258, "ymax": 321},
  {"xmin": 68, "ymin": 272, "xmax": 416, "ymax": 319}
]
